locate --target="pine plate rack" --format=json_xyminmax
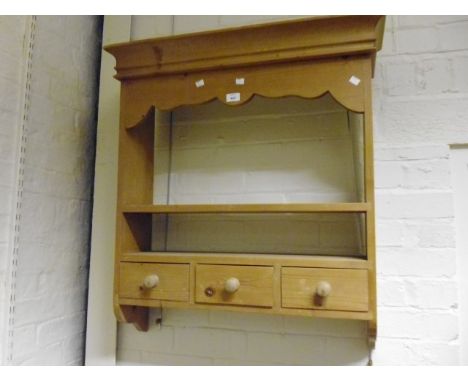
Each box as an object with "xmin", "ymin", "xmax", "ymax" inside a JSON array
[{"xmin": 104, "ymin": 16, "xmax": 385, "ymax": 341}]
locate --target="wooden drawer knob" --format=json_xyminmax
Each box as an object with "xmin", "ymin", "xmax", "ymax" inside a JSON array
[
  {"xmin": 316, "ymin": 281, "xmax": 332, "ymax": 297},
  {"xmin": 205, "ymin": 287, "xmax": 215, "ymax": 297},
  {"xmin": 224, "ymin": 277, "xmax": 240, "ymax": 293},
  {"xmin": 142, "ymin": 274, "xmax": 159, "ymax": 290}
]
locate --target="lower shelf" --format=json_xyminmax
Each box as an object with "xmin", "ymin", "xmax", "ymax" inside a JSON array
[
  {"xmin": 118, "ymin": 298, "xmax": 373, "ymax": 321},
  {"xmin": 115, "ymin": 252, "xmax": 373, "ymax": 328}
]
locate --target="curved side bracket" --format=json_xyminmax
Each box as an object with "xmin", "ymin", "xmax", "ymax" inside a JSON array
[
  {"xmin": 115, "ymin": 304, "xmax": 149, "ymax": 332},
  {"xmin": 127, "ymin": 105, "xmax": 155, "ymax": 131}
]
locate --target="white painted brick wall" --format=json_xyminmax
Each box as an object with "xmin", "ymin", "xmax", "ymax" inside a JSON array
[
  {"xmin": 9, "ymin": 16, "xmax": 101, "ymax": 366},
  {"xmin": 0, "ymin": 16, "xmax": 101, "ymax": 365},
  {"xmin": 114, "ymin": 15, "xmax": 468, "ymax": 365},
  {"xmin": 152, "ymin": 96, "xmax": 365, "ymax": 257},
  {"xmin": 0, "ymin": 15, "xmax": 27, "ymax": 364},
  {"xmin": 373, "ymin": 15, "xmax": 468, "ymax": 365}
]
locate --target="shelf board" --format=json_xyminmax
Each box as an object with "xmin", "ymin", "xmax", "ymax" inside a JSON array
[
  {"xmin": 121, "ymin": 252, "xmax": 369, "ymax": 269},
  {"xmin": 122, "ymin": 203, "xmax": 369, "ymax": 214},
  {"xmin": 117, "ymin": 298, "xmax": 373, "ymax": 321}
]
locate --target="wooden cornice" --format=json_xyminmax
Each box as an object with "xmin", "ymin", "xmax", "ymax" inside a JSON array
[{"xmin": 105, "ymin": 16, "xmax": 385, "ymax": 81}]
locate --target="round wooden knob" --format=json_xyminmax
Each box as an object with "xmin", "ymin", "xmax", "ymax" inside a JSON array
[
  {"xmin": 142, "ymin": 274, "xmax": 159, "ymax": 289},
  {"xmin": 205, "ymin": 287, "xmax": 215, "ymax": 297},
  {"xmin": 224, "ymin": 277, "xmax": 240, "ymax": 293},
  {"xmin": 316, "ymin": 281, "xmax": 332, "ymax": 297}
]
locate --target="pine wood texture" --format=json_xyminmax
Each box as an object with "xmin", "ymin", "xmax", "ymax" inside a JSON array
[
  {"xmin": 118, "ymin": 57, "xmax": 370, "ymax": 129},
  {"xmin": 281, "ymin": 267, "xmax": 369, "ymax": 312},
  {"xmin": 195, "ymin": 264, "xmax": 274, "ymax": 307},
  {"xmin": 107, "ymin": 16, "xmax": 383, "ymax": 337},
  {"xmin": 122, "ymin": 202, "xmax": 370, "ymax": 214},
  {"xmin": 364, "ymin": 69, "xmax": 379, "ymax": 338},
  {"xmin": 118, "ymin": 305, "xmax": 150, "ymax": 332},
  {"xmin": 106, "ymin": 16, "xmax": 385, "ymax": 129},
  {"xmin": 105, "ymin": 16, "xmax": 384, "ymax": 79},
  {"xmin": 119, "ymin": 262, "xmax": 190, "ymax": 302},
  {"xmin": 113, "ymin": 100, "xmax": 155, "ymax": 325},
  {"xmin": 122, "ymin": 252, "xmax": 369, "ymax": 269},
  {"xmin": 116, "ymin": 254, "xmax": 371, "ymax": 320},
  {"xmin": 118, "ymin": 298, "xmax": 373, "ymax": 321}
]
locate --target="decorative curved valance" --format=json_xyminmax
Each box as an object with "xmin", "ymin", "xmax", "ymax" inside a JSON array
[
  {"xmin": 106, "ymin": 16, "xmax": 384, "ymax": 129},
  {"xmin": 120, "ymin": 55, "xmax": 372, "ymax": 129}
]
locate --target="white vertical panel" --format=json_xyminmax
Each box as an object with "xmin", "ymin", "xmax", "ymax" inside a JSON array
[
  {"xmin": 450, "ymin": 145, "xmax": 468, "ymax": 365},
  {"xmin": 0, "ymin": 15, "xmax": 29, "ymax": 366},
  {"xmin": 84, "ymin": 16, "xmax": 131, "ymax": 366}
]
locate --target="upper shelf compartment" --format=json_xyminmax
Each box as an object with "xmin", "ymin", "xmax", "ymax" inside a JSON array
[
  {"xmin": 154, "ymin": 95, "xmax": 367, "ymax": 205},
  {"xmin": 104, "ymin": 16, "xmax": 385, "ymax": 128}
]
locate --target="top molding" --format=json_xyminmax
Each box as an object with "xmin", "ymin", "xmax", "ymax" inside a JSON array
[{"xmin": 105, "ymin": 16, "xmax": 385, "ymax": 81}]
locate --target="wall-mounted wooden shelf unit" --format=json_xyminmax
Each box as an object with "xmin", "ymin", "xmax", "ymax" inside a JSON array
[{"xmin": 105, "ymin": 15, "xmax": 385, "ymax": 340}]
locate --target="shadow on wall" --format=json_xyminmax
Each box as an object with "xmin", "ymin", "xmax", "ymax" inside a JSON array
[{"xmin": 117, "ymin": 309, "xmax": 370, "ymax": 366}]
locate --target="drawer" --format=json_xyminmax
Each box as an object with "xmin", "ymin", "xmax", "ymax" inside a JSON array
[
  {"xmin": 282, "ymin": 267, "xmax": 368, "ymax": 312},
  {"xmin": 119, "ymin": 262, "xmax": 189, "ymax": 302},
  {"xmin": 195, "ymin": 264, "xmax": 274, "ymax": 307}
]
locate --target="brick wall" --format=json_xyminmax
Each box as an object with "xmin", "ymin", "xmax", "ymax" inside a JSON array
[
  {"xmin": 115, "ymin": 15, "xmax": 468, "ymax": 365},
  {"xmin": 0, "ymin": 16, "xmax": 101, "ymax": 365},
  {"xmin": 371, "ymin": 15, "xmax": 468, "ymax": 365},
  {"xmin": 0, "ymin": 16, "xmax": 27, "ymax": 364},
  {"xmin": 152, "ymin": 97, "xmax": 365, "ymax": 257}
]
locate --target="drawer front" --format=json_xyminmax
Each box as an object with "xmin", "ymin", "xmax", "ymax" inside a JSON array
[
  {"xmin": 282, "ymin": 267, "xmax": 368, "ymax": 312},
  {"xmin": 195, "ymin": 264, "xmax": 274, "ymax": 307},
  {"xmin": 120, "ymin": 262, "xmax": 189, "ymax": 302}
]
